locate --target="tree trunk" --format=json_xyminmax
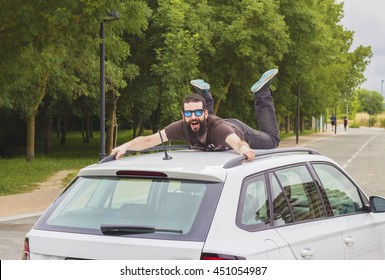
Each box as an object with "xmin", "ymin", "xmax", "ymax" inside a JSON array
[
  {"xmin": 285, "ymin": 116, "xmax": 290, "ymax": 133},
  {"xmin": 138, "ymin": 121, "xmax": 144, "ymax": 136},
  {"xmin": 81, "ymin": 113, "xmax": 85, "ymax": 143},
  {"xmin": 26, "ymin": 115, "xmax": 35, "ymax": 162},
  {"xmin": 56, "ymin": 116, "xmax": 61, "ymax": 138},
  {"xmin": 25, "ymin": 71, "xmax": 49, "ymax": 161},
  {"xmin": 60, "ymin": 116, "xmax": 68, "ymax": 145},
  {"xmin": 81, "ymin": 106, "xmax": 90, "ymax": 143},
  {"xmin": 151, "ymin": 105, "xmax": 161, "ymax": 134},
  {"xmin": 214, "ymin": 77, "xmax": 233, "ymax": 114},
  {"xmin": 90, "ymin": 116, "xmax": 94, "ymax": 138},
  {"xmin": 133, "ymin": 118, "xmax": 138, "ymax": 138},
  {"xmin": 43, "ymin": 114, "xmax": 53, "ymax": 155},
  {"xmin": 85, "ymin": 110, "xmax": 91, "ymax": 143}
]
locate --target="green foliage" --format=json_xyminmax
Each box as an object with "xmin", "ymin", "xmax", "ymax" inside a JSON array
[
  {"xmin": 0, "ymin": 0, "xmax": 374, "ymax": 159},
  {"xmin": 356, "ymin": 88, "xmax": 384, "ymax": 115},
  {"xmin": 151, "ymin": 0, "xmax": 214, "ymax": 125}
]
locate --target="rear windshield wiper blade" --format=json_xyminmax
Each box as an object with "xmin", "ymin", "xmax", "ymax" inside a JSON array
[{"xmin": 100, "ymin": 224, "xmax": 183, "ymax": 235}]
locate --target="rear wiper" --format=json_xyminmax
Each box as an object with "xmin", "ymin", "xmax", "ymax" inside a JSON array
[{"xmin": 100, "ymin": 224, "xmax": 183, "ymax": 235}]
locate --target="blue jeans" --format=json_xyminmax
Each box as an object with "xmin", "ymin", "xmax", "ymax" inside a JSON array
[{"xmin": 203, "ymin": 84, "xmax": 279, "ymax": 149}]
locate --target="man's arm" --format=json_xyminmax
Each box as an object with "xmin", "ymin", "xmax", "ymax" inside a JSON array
[
  {"xmin": 111, "ymin": 129, "xmax": 168, "ymax": 159},
  {"xmin": 225, "ymin": 133, "xmax": 256, "ymax": 161}
]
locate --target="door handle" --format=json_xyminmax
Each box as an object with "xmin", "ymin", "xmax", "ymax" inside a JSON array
[
  {"xmin": 344, "ymin": 235, "xmax": 356, "ymax": 245},
  {"xmin": 300, "ymin": 247, "xmax": 315, "ymax": 258}
]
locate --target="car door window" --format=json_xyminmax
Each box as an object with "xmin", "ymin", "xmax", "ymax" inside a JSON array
[
  {"xmin": 237, "ymin": 175, "xmax": 270, "ymax": 230},
  {"xmin": 273, "ymin": 166, "xmax": 326, "ymax": 224},
  {"xmin": 270, "ymin": 173, "xmax": 293, "ymax": 225},
  {"xmin": 312, "ymin": 163, "xmax": 364, "ymax": 216}
]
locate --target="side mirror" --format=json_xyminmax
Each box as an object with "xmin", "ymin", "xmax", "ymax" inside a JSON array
[{"xmin": 369, "ymin": 196, "xmax": 385, "ymax": 213}]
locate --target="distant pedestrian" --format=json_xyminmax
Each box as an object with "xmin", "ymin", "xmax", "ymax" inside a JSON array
[
  {"xmin": 343, "ymin": 116, "xmax": 348, "ymax": 131},
  {"xmin": 331, "ymin": 114, "xmax": 336, "ymax": 131}
]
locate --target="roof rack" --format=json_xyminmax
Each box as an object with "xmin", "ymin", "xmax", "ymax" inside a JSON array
[
  {"xmin": 223, "ymin": 147, "xmax": 321, "ymax": 169},
  {"xmin": 98, "ymin": 145, "xmax": 191, "ymax": 164}
]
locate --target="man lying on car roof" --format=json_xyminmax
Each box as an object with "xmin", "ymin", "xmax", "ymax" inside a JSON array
[{"xmin": 112, "ymin": 69, "xmax": 280, "ymax": 161}]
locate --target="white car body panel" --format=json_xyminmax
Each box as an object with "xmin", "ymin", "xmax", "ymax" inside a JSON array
[
  {"xmin": 333, "ymin": 212, "xmax": 385, "ymax": 259},
  {"xmin": 27, "ymin": 230, "xmax": 204, "ymax": 260},
  {"xmin": 275, "ymin": 219, "xmax": 344, "ymax": 259},
  {"xmin": 22, "ymin": 148, "xmax": 385, "ymax": 260}
]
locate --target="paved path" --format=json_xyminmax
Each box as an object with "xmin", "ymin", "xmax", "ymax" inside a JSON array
[
  {"xmin": 0, "ymin": 170, "xmax": 74, "ymax": 221},
  {"xmin": 0, "ymin": 129, "xmax": 337, "ymax": 221}
]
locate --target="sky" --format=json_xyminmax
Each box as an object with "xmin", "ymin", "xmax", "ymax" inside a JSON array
[{"xmin": 339, "ymin": 0, "xmax": 385, "ymax": 95}]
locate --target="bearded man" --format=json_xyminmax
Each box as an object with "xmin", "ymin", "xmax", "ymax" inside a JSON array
[{"xmin": 112, "ymin": 69, "xmax": 280, "ymax": 161}]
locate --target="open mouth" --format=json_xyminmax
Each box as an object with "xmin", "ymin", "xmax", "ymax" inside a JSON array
[{"xmin": 189, "ymin": 120, "xmax": 200, "ymax": 131}]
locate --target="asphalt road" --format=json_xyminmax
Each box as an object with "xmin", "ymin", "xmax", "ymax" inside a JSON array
[
  {"xmin": 1, "ymin": 126, "xmax": 384, "ymax": 260},
  {"xmin": 0, "ymin": 215, "xmax": 39, "ymax": 260},
  {"xmin": 301, "ymin": 126, "xmax": 385, "ymax": 197}
]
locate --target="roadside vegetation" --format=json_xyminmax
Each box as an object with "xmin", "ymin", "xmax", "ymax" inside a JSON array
[
  {"xmin": 351, "ymin": 112, "xmax": 385, "ymax": 129},
  {"xmin": 1, "ymin": 1, "xmax": 383, "ymax": 195},
  {"xmin": 0, "ymin": 129, "xmax": 304, "ymax": 196},
  {"xmin": 0, "ymin": 131, "xmax": 130, "ymax": 195},
  {"xmin": 0, "ymin": 0, "xmax": 374, "ymax": 163},
  {"xmin": 0, "ymin": 132, "xmax": 97, "ymax": 195}
]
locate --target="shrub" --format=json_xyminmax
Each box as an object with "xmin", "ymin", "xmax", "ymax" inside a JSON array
[
  {"xmin": 380, "ymin": 118, "xmax": 385, "ymax": 129},
  {"xmin": 349, "ymin": 122, "xmax": 360, "ymax": 128}
]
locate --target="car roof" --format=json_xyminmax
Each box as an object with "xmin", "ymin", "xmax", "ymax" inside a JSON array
[{"xmin": 78, "ymin": 147, "xmax": 329, "ymax": 182}]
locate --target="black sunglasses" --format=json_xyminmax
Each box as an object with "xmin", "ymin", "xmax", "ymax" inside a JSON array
[{"xmin": 183, "ymin": 109, "xmax": 204, "ymax": 117}]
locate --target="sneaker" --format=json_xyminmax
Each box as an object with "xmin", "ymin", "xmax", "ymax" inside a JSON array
[
  {"xmin": 250, "ymin": 69, "xmax": 278, "ymax": 94},
  {"xmin": 190, "ymin": 79, "xmax": 210, "ymax": 94}
]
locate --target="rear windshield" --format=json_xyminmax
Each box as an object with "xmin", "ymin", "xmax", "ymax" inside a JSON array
[{"xmin": 35, "ymin": 176, "xmax": 223, "ymax": 241}]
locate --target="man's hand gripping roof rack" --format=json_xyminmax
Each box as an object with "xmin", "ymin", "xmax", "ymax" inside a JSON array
[
  {"xmin": 98, "ymin": 145, "xmax": 192, "ymax": 164},
  {"xmin": 99, "ymin": 146, "xmax": 321, "ymax": 168},
  {"xmin": 223, "ymin": 147, "xmax": 321, "ymax": 169}
]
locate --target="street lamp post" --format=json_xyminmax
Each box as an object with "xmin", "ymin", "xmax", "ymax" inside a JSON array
[
  {"xmin": 99, "ymin": 11, "xmax": 119, "ymax": 161},
  {"xmin": 296, "ymin": 85, "xmax": 300, "ymax": 144},
  {"xmin": 381, "ymin": 80, "xmax": 384, "ymax": 97}
]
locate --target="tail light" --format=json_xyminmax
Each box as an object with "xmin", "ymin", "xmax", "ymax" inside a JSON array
[
  {"xmin": 200, "ymin": 253, "xmax": 245, "ymax": 260},
  {"xmin": 22, "ymin": 238, "xmax": 30, "ymax": 260}
]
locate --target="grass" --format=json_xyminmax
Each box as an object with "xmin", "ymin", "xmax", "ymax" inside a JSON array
[
  {"xmin": 279, "ymin": 129, "xmax": 316, "ymax": 140},
  {"xmin": 0, "ymin": 128, "xmax": 316, "ymax": 196},
  {"xmin": 0, "ymin": 130, "xmax": 135, "ymax": 196}
]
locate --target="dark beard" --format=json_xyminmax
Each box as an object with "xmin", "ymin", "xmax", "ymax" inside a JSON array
[{"xmin": 183, "ymin": 118, "xmax": 207, "ymax": 146}]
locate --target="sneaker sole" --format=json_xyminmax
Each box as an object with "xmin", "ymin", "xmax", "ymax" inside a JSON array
[
  {"xmin": 190, "ymin": 79, "xmax": 210, "ymax": 90},
  {"xmin": 250, "ymin": 69, "xmax": 278, "ymax": 93}
]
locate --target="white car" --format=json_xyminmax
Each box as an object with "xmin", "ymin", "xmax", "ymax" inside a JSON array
[{"xmin": 22, "ymin": 146, "xmax": 385, "ymax": 260}]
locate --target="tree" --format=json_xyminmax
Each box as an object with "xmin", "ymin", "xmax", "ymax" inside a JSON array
[
  {"xmin": 201, "ymin": 0, "xmax": 289, "ymax": 124},
  {"xmin": 0, "ymin": 0, "xmax": 151, "ymax": 160},
  {"xmin": 0, "ymin": 0, "xmax": 103, "ymax": 161},
  {"xmin": 0, "ymin": 0, "xmax": 377, "ymax": 159},
  {"xmin": 357, "ymin": 89, "xmax": 384, "ymax": 115},
  {"xmin": 103, "ymin": 1, "xmax": 151, "ymax": 154},
  {"xmin": 275, "ymin": 0, "xmax": 371, "ymax": 133}
]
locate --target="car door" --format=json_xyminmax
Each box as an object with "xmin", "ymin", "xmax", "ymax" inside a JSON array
[
  {"xmin": 204, "ymin": 174, "xmax": 296, "ymax": 260},
  {"xmin": 271, "ymin": 165, "xmax": 345, "ymax": 259},
  {"xmin": 312, "ymin": 163, "xmax": 385, "ymax": 259}
]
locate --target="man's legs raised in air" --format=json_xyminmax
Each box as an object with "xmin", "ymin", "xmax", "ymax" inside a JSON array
[
  {"xmin": 247, "ymin": 69, "xmax": 280, "ymax": 148},
  {"xmin": 190, "ymin": 79, "xmax": 214, "ymax": 114},
  {"xmin": 190, "ymin": 70, "xmax": 280, "ymax": 149}
]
